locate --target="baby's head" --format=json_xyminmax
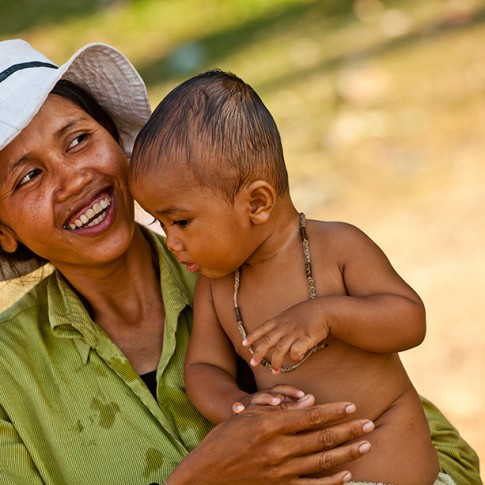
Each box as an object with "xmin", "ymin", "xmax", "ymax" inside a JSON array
[{"xmin": 130, "ymin": 69, "xmax": 289, "ymax": 204}]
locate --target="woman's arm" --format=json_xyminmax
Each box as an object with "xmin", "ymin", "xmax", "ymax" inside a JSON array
[
  {"xmin": 167, "ymin": 400, "xmax": 374, "ymax": 485},
  {"xmin": 0, "ymin": 405, "xmax": 44, "ymax": 485}
]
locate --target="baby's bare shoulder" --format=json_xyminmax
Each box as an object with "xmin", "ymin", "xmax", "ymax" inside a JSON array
[{"xmin": 309, "ymin": 219, "xmax": 371, "ymax": 245}]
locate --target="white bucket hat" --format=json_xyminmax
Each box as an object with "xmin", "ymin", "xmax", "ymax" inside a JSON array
[
  {"xmin": 0, "ymin": 39, "xmax": 152, "ymax": 281},
  {"xmin": 0, "ymin": 38, "xmax": 151, "ymax": 155}
]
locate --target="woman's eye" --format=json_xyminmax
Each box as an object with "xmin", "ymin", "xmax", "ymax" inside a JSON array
[
  {"xmin": 18, "ymin": 169, "xmax": 41, "ymax": 187},
  {"xmin": 68, "ymin": 133, "xmax": 88, "ymax": 150}
]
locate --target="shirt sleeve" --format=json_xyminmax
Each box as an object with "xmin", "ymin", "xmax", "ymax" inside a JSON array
[
  {"xmin": 0, "ymin": 405, "xmax": 44, "ymax": 485},
  {"xmin": 422, "ymin": 395, "xmax": 482, "ymax": 485}
]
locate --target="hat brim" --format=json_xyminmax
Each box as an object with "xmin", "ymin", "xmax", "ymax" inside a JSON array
[{"xmin": 0, "ymin": 42, "xmax": 151, "ymax": 157}]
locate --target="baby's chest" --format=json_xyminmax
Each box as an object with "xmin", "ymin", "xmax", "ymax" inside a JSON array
[{"xmin": 211, "ymin": 255, "xmax": 345, "ymax": 358}]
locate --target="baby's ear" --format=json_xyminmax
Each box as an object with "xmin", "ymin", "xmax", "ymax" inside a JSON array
[
  {"xmin": 0, "ymin": 224, "xmax": 19, "ymax": 254},
  {"xmin": 244, "ymin": 180, "xmax": 275, "ymax": 224}
]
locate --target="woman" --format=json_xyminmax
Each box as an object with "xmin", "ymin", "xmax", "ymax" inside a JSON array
[{"xmin": 0, "ymin": 39, "xmax": 480, "ymax": 485}]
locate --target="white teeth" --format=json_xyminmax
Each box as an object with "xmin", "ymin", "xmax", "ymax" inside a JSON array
[
  {"xmin": 67, "ymin": 195, "xmax": 112, "ymax": 230},
  {"xmin": 86, "ymin": 212, "xmax": 107, "ymax": 227}
]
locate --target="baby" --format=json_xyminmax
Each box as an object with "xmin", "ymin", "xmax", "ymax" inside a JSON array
[{"xmin": 129, "ymin": 70, "xmax": 439, "ymax": 484}]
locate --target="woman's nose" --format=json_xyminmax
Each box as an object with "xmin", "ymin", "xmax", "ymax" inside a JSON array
[{"xmin": 55, "ymin": 165, "xmax": 94, "ymax": 202}]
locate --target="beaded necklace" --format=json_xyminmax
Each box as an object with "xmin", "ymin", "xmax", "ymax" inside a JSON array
[{"xmin": 233, "ymin": 213, "xmax": 327, "ymax": 373}]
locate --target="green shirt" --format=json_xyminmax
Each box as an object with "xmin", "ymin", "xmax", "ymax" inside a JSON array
[
  {"xmin": 0, "ymin": 230, "xmax": 481, "ymax": 484},
  {"xmin": 0, "ymin": 229, "xmax": 213, "ymax": 484}
]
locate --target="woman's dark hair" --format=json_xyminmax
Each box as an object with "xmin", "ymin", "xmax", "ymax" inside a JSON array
[
  {"xmin": 0, "ymin": 79, "xmax": 120, "ymax": 280},
  {"xmin": 51, "ymin": 80, "xmax": 120, "ymax": 143}
]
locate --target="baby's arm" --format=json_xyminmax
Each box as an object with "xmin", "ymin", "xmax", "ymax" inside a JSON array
[
  {"xmin": 313, "ymin": 222, "xmax": 426, "ymax": 351},
  {"xmin": 186, "ymin": 277, "xmax": 310, "ymax": 422},
  {"xmin": 244, "ymin": 222, "xmax": 426, "ymax": 371},
  {"xmin": 185, "ymin": 276, "xmax": 248, "ymax": 424}
]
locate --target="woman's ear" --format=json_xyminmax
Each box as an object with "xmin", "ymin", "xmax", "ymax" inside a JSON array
[
  {"xmin": 0, "ymin": 224, "xmax": 19, "ymax": 254},
  {"xmin": 244, "ymin": 180, "xmax": 276, "ymax": 225}
]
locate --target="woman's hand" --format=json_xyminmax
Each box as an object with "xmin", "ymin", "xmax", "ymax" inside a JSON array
[{"xmin": 168, "ymin": 400, "xmax": 374, "ymax": 485}]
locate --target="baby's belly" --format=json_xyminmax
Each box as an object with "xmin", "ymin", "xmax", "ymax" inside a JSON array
[{"xmin": 253, "ymin": 337, "xmax": 415, "ymax": 421}]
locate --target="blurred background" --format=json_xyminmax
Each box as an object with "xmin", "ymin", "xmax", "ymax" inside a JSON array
[{"xmin": 1, "ymin": 0, "xmax": 484, "ymax": 477}]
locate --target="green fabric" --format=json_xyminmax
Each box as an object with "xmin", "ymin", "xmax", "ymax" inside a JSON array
[
  {"xmin": 423, "ymin": 396, "xmax": 482, "ymax": 485},
  {"xmin": 0, "ymin": 229, "xmax": 213, "ymax": 484}
]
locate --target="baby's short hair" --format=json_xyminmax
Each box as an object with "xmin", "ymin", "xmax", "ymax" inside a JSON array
[{"xmin": 131, "ymin": 69, "xmax": 289, "ymax": 202}]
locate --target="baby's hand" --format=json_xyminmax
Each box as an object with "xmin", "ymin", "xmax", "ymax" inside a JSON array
[
  {"xmin": 242, "ymin": 299, "xmax": 330, "ymax": 374},
  {"xmin": 232, "ymin": 384, "xmax": 314, "ymax": 414}
]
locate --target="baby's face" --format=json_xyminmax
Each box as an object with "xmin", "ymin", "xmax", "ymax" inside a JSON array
[{"xmin": 130, "ymin": 169, "xmax": 254, "ymax": 278}]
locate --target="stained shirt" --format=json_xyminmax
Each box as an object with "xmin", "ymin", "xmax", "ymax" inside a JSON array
[{"xmin": 0, "ymin": 228, "xmax": 213, "ymax": 485}]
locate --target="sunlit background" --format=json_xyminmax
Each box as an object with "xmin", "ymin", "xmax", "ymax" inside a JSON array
[{"xmin": 1, "ymin": 0, "xmax": 484, "ymax": 477}]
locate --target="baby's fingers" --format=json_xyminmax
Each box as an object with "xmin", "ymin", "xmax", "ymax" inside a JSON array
[
  {"xmin": 232, "ymin": 391, "xmax": 290, "ymax": 415},
  {"xmin": 269, "ymin": 336, "xmax": 297, "ymax": 374},
  {"xmin": 268, "ymin": 384, "xmax": 307, "ymax": 400},
  {"xmin": 290, "ymin": 337, "xmax": 317, "ymax": 363},
  {"xmin": 242, "ymin": 319, "xmax": 279, "ymax": 347}
]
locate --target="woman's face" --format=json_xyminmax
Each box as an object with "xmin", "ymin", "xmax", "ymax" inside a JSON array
[{"xmin": 0, "ymin": 94, "xmax": 136, "ymax": 274}]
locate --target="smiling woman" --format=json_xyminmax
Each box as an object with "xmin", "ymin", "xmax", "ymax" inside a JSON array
[
  {"xmin": 0, "ymin": 93, "xmax": 133, "ymax": 278},
  {"xmin": 0, "ymin": 39, "xmax": 480, "ymax": 485}
]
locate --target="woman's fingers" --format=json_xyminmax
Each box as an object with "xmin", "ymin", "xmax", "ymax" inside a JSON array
[
  {"xmin": 172, "ymin": 401, "xmax": 374, "ymax": 485},
  {"xmin": 282, "ymin": 416, "xmax": 374, "ymax": 457},
  {"xmin": 291, "ymin": 470, "xmax": 353, "ymax": 485},
  {"xmin": 261, "ymin": 401, "xmax": 362, "ymax": 434},
  {"xmin": 285, "ymin": 438, "xmax": 370, "ymax": 480}
]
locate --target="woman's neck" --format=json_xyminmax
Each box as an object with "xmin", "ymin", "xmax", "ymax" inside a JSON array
[
  {"xmin": 60, "ymin": 225, "xmax": 162, "ymax": 327},
  {"xmin": 61, "ymin": 225, "xmax": 165, "ymax": 374}
]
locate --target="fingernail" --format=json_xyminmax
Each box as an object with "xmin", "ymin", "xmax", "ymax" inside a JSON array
[
  {"xmin": 242, "ymin": 339, "xmax": 248, "ymax": 346},
  {"xmin": 233, "ymin": 404, "xmax": 245, "ymax": 413},
  {"xmin": 359, "ymin": 442, "xmax": 371, "ymax": 454},
  {"xmin": 250, "ymin": 358, "xmax": 257, "ymax": 366},
  {"xmin": 345, "ymin": 404, "xmax": 356, "ymax": 414},
  {"xmin": 343, "ymin": 472, "xmax": 352, "ymax": 482},
  {"xmin": 363, "ymin": 421, "xmax": 374, "ymax": 432},
  {"xmin": 298, "ymin": 394, "xmax": 312, "ymax": 402},
  {"xmin": 271, "ymin": 397, "xmax": 281, "ymax": 404},
  {"xmin": 296, "ymin": 390, "xmax": 305, "ymax": 398}
]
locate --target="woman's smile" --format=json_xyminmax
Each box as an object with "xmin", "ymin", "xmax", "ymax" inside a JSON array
[{"xmin": 64, "ymin": 191, "xmax": 112, "ymax": 230}]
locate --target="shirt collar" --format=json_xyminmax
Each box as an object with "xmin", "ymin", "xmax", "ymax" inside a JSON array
[{"xmin": 45, "ymin": 226, "xmax": 196, "ymax": 363}]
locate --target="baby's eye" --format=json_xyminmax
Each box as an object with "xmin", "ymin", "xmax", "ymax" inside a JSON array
[
  {"xmin": 18, "ymin": 168, "xmax": 41, "ymax": 187},
  {"xmin": 173, "ymin": 219, "xmax": 190, "ymax": 229},
  {"xmin": 68, "ymin": 133, "xmax": 88, "ymax": 150}
]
